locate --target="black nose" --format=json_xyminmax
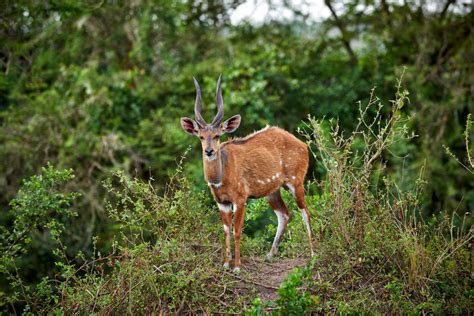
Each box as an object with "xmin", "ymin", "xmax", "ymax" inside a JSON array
[{"xmin": 205, "ymin": 149, "xmax": 214, "ymax": 156}]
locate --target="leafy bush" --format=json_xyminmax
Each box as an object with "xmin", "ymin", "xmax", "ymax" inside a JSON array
[
  {"xmin": 0, "ymin": 158, "xmax": 257, "ymax": 314},
  {"xmin": 0, "ymin": 164, "xmax": 79, "ymax": 313},
  {"xmin": 274, "ymin": 258, "xmax": 319, "ymax": 315},
  {"xmin": 247, "ymin": 78, "xmax": 473, "ymax": 314},
  {"xmin": 61, "ymin": 163, "xmax": 250, "ymax": 313}
]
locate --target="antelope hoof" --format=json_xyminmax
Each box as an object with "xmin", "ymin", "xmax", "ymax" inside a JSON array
[
  {"xmin": 232, "ymin": 266, "xmax": 241, "ymax": 274},
  {"xmin": 223, "ymin": 262, "xmax": 230, "ymax": 269}
]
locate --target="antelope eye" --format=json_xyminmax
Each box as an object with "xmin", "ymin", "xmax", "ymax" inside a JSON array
[{"xmin": 199, "ymin": 136, "xmax": 204, "ymax": 140}]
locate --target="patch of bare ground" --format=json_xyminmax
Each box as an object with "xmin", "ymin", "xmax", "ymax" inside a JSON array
[{"xmin": 226, "ymin": 256, "xmax": 309, "ymax": 302}]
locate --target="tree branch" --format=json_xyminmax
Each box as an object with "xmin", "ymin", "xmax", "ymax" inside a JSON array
[
  {"xmin": 440, "ymin": 0, "xmax": 456, "ymax": 21},
  {"xmin": 324, "ymin": 0, "xmax": 357, "ymax": 64}
]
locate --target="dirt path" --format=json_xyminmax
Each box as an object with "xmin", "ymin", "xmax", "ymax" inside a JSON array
[{"xmin": 229, "ymin": 256, "xmax": 308, "ymax": 301}]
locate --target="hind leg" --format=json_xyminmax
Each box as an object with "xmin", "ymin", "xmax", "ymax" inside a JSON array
[
  {"xmin": 266, "ymin": 189, "xmax": 291, "ymax": 260},
  {"xmin": 290, "ymin": 183, "xmax": 314, "ymax": 257}
]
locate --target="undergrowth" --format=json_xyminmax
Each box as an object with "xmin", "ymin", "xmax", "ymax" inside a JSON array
[
  {"xmin": 249, "ymin": 73, "xmax": 473, "ymax": 314},
  {"xmin": 0, "ymin": 77, "xmax": 472, "ymax": 314},
  {"xmin": 0, "ymin": 161, "xmax": 256, "ymax": 314}
]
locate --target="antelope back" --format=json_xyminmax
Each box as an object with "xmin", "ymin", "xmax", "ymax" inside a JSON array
[{"xmin": 222, "ymin": 126, "xmax": 309, "ymax": 197}]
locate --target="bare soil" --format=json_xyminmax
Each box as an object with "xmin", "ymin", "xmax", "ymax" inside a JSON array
[{"xmin": 228, "ymin": 256, "xmax": 308, "ymax": 302}]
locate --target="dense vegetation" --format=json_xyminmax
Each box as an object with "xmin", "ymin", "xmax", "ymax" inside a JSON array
[{"xmin": 0, "ymin": 0, "xmax": 472, "ymax": 313}]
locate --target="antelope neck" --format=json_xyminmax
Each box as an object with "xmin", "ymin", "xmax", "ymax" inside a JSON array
[{"xmin": 205, "ymin": 147, "xmax": 226, "ymax": 186}]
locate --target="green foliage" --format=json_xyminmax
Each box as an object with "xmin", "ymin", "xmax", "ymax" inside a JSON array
[
  {"xmin": 247, "ymin": 258, "xmax": 319, "ymax": 316},
  {"xmin": 2, "ymin": 0, "xmax": 472, "ymax": 219},
  {"xmin": 0, "ymin": 164, "xmax": 79, "ymax": 313},
  {"xmin": 444, "ymin": 113, "xmax": 474, "ymax": 175},
  {"xmin": 47, "ymin": 165, "xmax": 247, "ymax": 314},
  {"xmin": 0, "ymin": 86, "xmax": 471, "ymax": 313},
  {"xmin": 251, "ymin": 82, "xmax": 473, "ymax": 314},
  {"xmin": 0, "ymin": 0, "xmax": 472, "ymax": 313},
  {"xmin": 274, "ymin": 258, "xmax": 319, "ymax": 315},
  {"xmin": 7, "ymin": 163, "xmax": 78, "ymax": 244}
]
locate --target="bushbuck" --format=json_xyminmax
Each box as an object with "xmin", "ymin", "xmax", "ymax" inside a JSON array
[{"xmin": 180, "ymin": 76, "xmax": 314, "ymax": 273}]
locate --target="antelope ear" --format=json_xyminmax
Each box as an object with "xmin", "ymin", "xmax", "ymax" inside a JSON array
[
  {"xmin": 221, "ymin": 115, "xmax": 241, "ymax": 134},
  {"xmin": 180, "ymin": 117, "xmax": 199, "ymax": 135}
]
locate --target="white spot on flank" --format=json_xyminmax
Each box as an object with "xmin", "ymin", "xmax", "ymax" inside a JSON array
[
  {"xmin": 218, "ymin": 203, "xmax": 232, "ymax": 213},
  {"xmin": 209, "ymin": 182, "xmax": 222, "ymax": 188},
  {"xmin": 280, "ymin": 160, "xmax": 283, "ymax": 165},
  {"xmin": 266, "ymin": 179, "xmax": 271, "ymax": 183},
  {"xmin": 257, "ymin": 180, "xmax": 265, "ymax": 184},
  {"xmin": 271, "ymin": 175, "xmax": 276, "ymax": 180},
  {"xmin": 291, "ymin": 176, "xmax": 296, "ymax": 180}
]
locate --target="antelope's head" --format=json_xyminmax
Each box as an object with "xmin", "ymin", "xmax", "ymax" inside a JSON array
[{"xmin": 180, "ymin": 76, "xmax": 241, "ymax": 161}]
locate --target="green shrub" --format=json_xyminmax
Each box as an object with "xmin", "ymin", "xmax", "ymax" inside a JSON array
[
  {"xmin": 56, "ymin": 163, "xmax": 252, "ymax": 314},
  {"xmin": 0, "ymin": 163, "xmax": 79, "ymax": 313},
  {"xmin": 274, "ymin": 257, "xmax": 319, "ymax": 315},
  {"xmin": 248, "ymin": 77, "xmax": 473, "ymax": 314}
]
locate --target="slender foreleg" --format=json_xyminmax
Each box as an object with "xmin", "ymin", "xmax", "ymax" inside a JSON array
[
  {"xmin": 232, "ymin": 199, "xmax": 246, "ymax": 273},
  {"xmin": 218, "ymin": 204, "xmax": 233, "ymax": 269}
]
